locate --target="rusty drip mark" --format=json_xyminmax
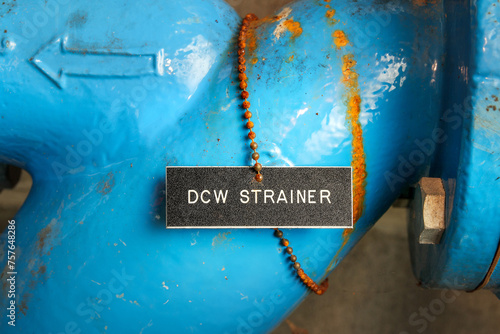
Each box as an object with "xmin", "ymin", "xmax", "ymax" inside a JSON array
[
  {"xmin": 326, "ymin": 32, "xmax": 367, "ymax": 271},
  {"xmin": 341, "ymin": 53, "xmax": 367, "ymax": 226}
]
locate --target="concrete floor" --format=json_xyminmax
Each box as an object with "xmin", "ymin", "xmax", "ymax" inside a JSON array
[
  {"xmin": 2, "ymin": 1, "xmax": 500, "ymax": 333},
  {"xmin": 271, "ymin": 207, "xmax": 500, "ymax": 334}
]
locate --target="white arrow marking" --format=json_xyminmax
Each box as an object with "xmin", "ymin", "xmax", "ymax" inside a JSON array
[{"xmin": 31, "ymin": 36, "xmax": 164, "ymax": 88}]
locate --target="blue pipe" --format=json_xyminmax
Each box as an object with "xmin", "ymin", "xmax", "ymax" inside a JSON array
[{"xmin": 1, "ymin": 0, "xmax": 492, "ymax": 333}]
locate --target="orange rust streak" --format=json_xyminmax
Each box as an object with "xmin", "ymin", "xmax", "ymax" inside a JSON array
[
  {"xmin": 283, "ymin": 19, "xmax": 303, "ymax": 39},
  {"xmin": 327, "ymin": 54, "xmax": 366, "ymax": 271},
  {"xmin": 326, "ymin": 9, "xmax": 335, "ymax": 18},
  {"xmin": 333, "ymin": 30, "xmax": 349, "ymax": 48},
  {"xmin": 341, "ymin": 54, "xmax": 367, "ymax": 226}
]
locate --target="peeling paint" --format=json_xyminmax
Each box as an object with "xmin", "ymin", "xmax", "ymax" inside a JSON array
[
  {"xmin": 211, "ymin": 231, "xmax": 234, "ymax": 249},
  {"xmin": 271, "ymin": 7, "xmax": 302, "ymax": 40}
]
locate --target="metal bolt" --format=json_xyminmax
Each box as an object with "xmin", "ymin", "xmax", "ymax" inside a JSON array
[{"xmin": 417, "ymin": 177, "xmax": 446, "ymax": 244}]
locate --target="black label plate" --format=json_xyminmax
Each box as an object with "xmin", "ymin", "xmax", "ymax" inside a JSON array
[{"xmin": 165, "ymin": 167, "xmax": 352, "ymax": 228}]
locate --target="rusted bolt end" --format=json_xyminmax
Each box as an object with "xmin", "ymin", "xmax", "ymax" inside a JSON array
[{"xmin": 418, "ymin": 177, "xmax": 446, "ymax": 244}]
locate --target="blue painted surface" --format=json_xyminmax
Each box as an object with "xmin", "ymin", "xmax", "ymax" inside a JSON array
[
  {"xmin": 409, "ymin": 0, "xmax": 500, "ymax": 293},
  {"xmin": 0, "ymin": 0, "xmax": 494, "ymax": 333}
]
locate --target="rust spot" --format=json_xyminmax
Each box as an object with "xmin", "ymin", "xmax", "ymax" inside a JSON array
[
  {"xmin": 246, "ymin": 13, "xmax": 301, "ymax": 57},
  {"xmin": 251, "ymin": 57, "xmax": 259, "ymax": 64},
  {"xmin": 19, "ymin": 294, "xmax": 31, "ymax": 316},
  {"xmin": 492, "ymin": 95, "xmax": 498, "ymax": 101},
  {"xmin": 283, "ymin": 19, "xmax": 303, "ymax": 39},
  {"xmin": 486, "ymin": 105, "xmax": 497, "ymax": 111},
  {"xmin": 1, "ymin": 264, "xmax": 9, "ymax": 296},
  {"xmin": 412, "ymin": 0, "xmax": 439, "ymax": 6},
  {"xmin": 286, "ymin": 55, "xmax": 295, "ymax": 62},
  {"xmin": 37, "ymin": 223, "xmax": 53, "ymax": 251},
  {"xmin": 67, "ymin": 10, "xmax": 88, "ymax": 28},
  {"xmin": 328, "ymin": 53, "xmax": 367, "ymax": 272},
  {"xmin": 96, "ymin": 172, "xmax": 115, "ymax": 195},
  {"xmin": 38, "ymin": 265, "xmax": 46, "ymax": 274},
  {"xmin": 333, "ymin": 30, "xmax": 349, "ymax": 48},
  {"xmin": 326, "ymin": 9, "xmax": 338, "ymax": 25}
]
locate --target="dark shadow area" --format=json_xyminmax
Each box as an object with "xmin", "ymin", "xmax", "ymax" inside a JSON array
[{"xmin": 0, "ymin": 166, "xmax": 32, "ymax": 232}]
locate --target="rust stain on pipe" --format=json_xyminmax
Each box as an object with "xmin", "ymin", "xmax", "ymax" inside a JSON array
[
  {"xmin": 413, "ymin": 0, "xmax": 439, "ymax": 6},
  {"xmin": 326, "ymin": 9, "xmax": 338, "ymax": 25},
  {"xmin": 246, "ymin": 12, "xmax": 302, "ymax": 57},
  {"xmin": 282, "ymin": 19, "xmax": 303, "ymax": 39},
  {"xmin": 327, "ymin": 55, "xmax": 366, "ymax": 269},
  {"xmin": 341, "ymin": 54, "xmax": 367, "ymax": 227},
  {"xmin": 333, "ymin": 30, "xmax": 349, "ymax": 48},
  {"xmin": 246, "ymin": 17, "xmax": 274, "ymax": 56},
  {"xmin": 326, "ymin": 26, "xmax": 367, "ymax": 271}
]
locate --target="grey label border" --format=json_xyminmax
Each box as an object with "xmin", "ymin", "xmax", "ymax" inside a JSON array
[{"xmin": 166, "ymin": 166, "xmax": 353, "ymax": 229}]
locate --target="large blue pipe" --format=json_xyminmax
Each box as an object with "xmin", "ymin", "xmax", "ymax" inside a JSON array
[{"xmin": 1, "ymin": 0, "xmax": 492, "ymax": 332}]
